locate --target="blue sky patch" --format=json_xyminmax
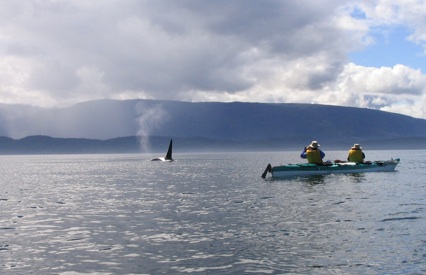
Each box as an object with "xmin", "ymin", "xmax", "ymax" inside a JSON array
[{"xmin": 350, "ymin": 26, "xmax": 425, "ymax": 72}]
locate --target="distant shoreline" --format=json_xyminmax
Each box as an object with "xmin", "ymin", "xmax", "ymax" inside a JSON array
[{"xmin": 0, "ymin": 135, "xmax": 425, "ymax": 155}]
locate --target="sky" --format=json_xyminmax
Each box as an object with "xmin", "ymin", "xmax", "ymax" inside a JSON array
[{"xmin": 0, "ymin": 0, "xmax": 426, "ymax": 118}]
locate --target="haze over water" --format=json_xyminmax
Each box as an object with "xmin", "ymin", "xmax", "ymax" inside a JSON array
[{"xmin": 0, "ymin": 150, "xmax": 425, "ymax": 274}]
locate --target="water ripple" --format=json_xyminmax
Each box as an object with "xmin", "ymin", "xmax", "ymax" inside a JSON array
[
  {"xmin": 381, "ymin": 217, "xmax": 420, "ymax": 222},
  {"xmin": 0, "ymin": 152, "xmax": 424, "ymax": 274}
]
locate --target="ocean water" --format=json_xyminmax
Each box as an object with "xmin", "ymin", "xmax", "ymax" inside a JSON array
[{"xmin": 0, "ymin": 150, "xmax": 425, "ymax": 274}]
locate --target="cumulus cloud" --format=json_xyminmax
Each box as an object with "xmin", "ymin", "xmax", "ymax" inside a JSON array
[
  {"xmin": 339, "ymin": 64, "xmax": 426, "ymax": 96},
  {"xmin": 0, "ymin": 0, "xmax": 425, "ymax": 118},
  {"xmin": 332, "ymin": 63, "xmax": 426, "ymax": 117}
]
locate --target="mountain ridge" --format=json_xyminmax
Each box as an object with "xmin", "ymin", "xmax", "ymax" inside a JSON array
[
  {"xmin": 0, "ymin": 99, "xmax": 426, "ymax": 153},
  {"xmin": 0, "ymin": 135, "xmax": 425, "ymax": 155}
]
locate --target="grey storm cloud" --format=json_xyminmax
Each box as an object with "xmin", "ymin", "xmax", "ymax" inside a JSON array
[
  {"xmin": 0, "ymin": 1, "xmax": 352, "ymax": 97},
  {"xmin": 0, "ymin": 0, "xmax": 425, "ymax": 118}
]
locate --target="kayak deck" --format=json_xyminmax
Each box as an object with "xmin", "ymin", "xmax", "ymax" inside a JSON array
[{"xmin": 262, "ymin": 158, "xmax": 400, "ymax": 178}]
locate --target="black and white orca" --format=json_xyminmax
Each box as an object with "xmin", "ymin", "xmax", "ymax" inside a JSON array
[{"xmin": 151, "ymin": 139, "xmax": 174, "ymax": 162}]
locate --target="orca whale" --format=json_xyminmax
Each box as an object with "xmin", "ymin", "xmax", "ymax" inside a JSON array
[{"xmin": 151, "ymin": 139, "xmax": 174, "ymax": 162}]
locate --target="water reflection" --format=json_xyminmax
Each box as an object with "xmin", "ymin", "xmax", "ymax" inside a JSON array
[
  {"xmin": 0, "ymin": 152, "xmax": 424, "ymax": 274},
  {"xmin": 345, "ymin": 173, "xmax": 366, "ymax": 182},
  {"xmin": 268, "ymin": 174, "xmax": 326, "ymax": 184},
  {"xmin": 303, "ymin": 175, "xmax": 326, "ymax": 185},
  {"xmin": 270, "ymin": 172, "xmax": 380, "ymax": 186}
]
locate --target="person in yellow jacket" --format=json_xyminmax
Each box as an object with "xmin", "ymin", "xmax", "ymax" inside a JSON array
[
  {"xmin": 301, "ymin": 141, "xmax": 325, "ymax": 164},
  {"xmin": 347, "ymin": 144, "xmax": 365, "ymax": 162}
]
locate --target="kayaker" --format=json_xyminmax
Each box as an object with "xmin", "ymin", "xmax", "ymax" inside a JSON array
[
  {"xmin": 301, "ymin": 141, "xmax": 325, "ymax": 164},
  {"xmin": 347, "ymin": 143, "xmax": 365, "ymax": 162}
]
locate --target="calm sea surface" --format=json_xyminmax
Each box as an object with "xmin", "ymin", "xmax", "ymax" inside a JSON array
[{"xmin": 0, "ymin": 150, "xmax": 425, "ymax": 274}]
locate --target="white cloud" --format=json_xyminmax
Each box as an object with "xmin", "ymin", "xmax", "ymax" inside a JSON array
[
  {"xmin": 332, "ymin": 63, "xmax": 426, "ymax": 117},
  {"xmin": 0, "ymin": 0, "xmax": 425, "ymax": 119},
  {"xmin": 358, "ymin": 0, "xmax": 426, "ymax": 52},
  {"xmin": 338, "ymin": 63, "xmax": 426, "ymax": 96}
]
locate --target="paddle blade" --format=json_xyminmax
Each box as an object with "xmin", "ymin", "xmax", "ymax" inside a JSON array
[{"xmin": 261, "ymin": 164, "xmax": 272, "ymax": 179}]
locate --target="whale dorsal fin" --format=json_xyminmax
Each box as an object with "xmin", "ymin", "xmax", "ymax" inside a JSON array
[{"xmin": 165, "ymin": 139, "xmax": 173, "ymax": 160}]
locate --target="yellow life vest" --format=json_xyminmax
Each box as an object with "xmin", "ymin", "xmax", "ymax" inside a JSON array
[
  {"xmin": 348, "ymin": 149, "xmax": 364, "ymax": 162},
  {"xmin": 306, "ymin": 148, "xmax": 323, "ymax": 164}
]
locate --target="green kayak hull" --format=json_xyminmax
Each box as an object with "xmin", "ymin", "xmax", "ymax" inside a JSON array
[{"xmin": 266, "ymin": 158, "xmax": 400, "ymax": 178}]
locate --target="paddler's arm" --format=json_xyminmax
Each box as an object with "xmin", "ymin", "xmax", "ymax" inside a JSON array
[{"xmin": 300, "ymin": 147, "xmax": 307, "ymax": 158}]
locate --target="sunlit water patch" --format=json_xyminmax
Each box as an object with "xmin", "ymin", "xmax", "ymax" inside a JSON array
[{"xmin": 0, "ymin": 151, "xmax": 424, "ymax": 274}]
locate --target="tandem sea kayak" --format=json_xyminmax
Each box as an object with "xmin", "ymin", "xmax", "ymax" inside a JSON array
[{"xmin": 261, "ymin": 158, "xmax": 400, "ymax": 179}]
